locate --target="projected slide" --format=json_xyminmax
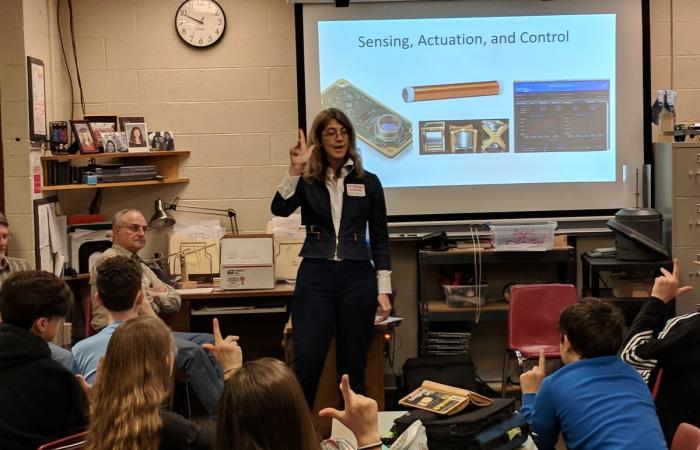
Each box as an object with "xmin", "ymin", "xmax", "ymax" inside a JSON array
[{"xmin": 317, "ymin": 13, "xmax": 616, "ymax": 188}]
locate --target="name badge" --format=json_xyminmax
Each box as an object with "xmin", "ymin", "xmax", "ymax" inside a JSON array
[{"xmin": 346, "ymin": 183, "xmax": 366, "ymax": 197}]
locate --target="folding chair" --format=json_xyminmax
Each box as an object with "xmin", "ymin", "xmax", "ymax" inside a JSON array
[{"xmin": 501, "ymin": 283, "xmax": 578, "ymax": 396}]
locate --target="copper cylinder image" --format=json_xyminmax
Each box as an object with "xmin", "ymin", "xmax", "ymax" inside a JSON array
[{"xmin": 403, "ymin": 80, "xmax": 501, "ymax": 102}]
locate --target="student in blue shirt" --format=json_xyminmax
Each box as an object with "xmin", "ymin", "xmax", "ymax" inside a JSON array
[{"xmin": 520, "ymin": 299, "xmax": 667, "ymax": 450}]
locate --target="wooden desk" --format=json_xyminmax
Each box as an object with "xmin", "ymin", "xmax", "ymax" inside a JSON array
[{"xmin": 163, "ymin": 283, "xmax": 294, "ymax": 361}]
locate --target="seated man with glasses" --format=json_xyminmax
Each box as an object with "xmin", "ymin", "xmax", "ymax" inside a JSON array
[{"xmin": 88, "ymin": 208, "xmax": 222, "ymax": 417}]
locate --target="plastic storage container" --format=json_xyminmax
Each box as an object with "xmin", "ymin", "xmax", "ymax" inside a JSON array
[
  {"xmin": 443, "ymin": 284, "xmax": 488, "ymax": 307},
  {"xmin": 490, "ymin": 222, "xmax": 557, "ymax": 251}
]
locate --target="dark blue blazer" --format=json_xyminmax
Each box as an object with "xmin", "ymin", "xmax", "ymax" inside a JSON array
[{"xmin": 271, "ymin": 169, "xmax": 391, "ymax": 271}]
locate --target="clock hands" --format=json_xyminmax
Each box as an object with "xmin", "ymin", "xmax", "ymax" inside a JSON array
[{"xmin": 181, "ymin": 11, "xmax": 204, "ymax": 25}]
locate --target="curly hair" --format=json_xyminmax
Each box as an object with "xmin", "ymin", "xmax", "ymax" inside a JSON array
[
  {"xmin": 303, "ymin": 108, "xmax": 365, "ymax": 183},
  {"xmin": 95, "ymin": 255, "xmax": 142, "ymax": 312},
  {"xmin": 85, "ymin": 316, "xmax": 174, "ymax": 450}
]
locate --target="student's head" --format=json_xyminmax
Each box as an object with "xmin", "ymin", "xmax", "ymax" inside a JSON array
[
  {"xmin": 164, "ymin": 131, "xmax": 172, "ymax": 140},
  {"xmin": 112, "ymin": 209, "xmax": 148, "ymax": 253},
  {"xmin": 558, "ymin": 298, "xmax": 625, "ymax": 362},
  {"xmin": 305, "ymin": 108, "xmax": 364, "ymax": 181},
  {"xmin": 0, "ymin": 212, "xmax": 9, "ymax": 258},
  {"xmin": 86, "ymin": 316, "xmax": 175, "ymax": 450},
  {"xmin": 96, "ymin": 256, "xmax": 142, "ymax": 313},
  {"xmin": 0, "ymin": 271, "xmax": 73, "ymax": 341},
  {"xmin": 217, "ymin": 357, "xmax": 319, "ymax": 450}
]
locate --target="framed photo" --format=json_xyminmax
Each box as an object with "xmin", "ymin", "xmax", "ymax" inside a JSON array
[
  {"xmin": 126, "ymin": 122, "xmax": 149, "ymax": 152},
  {"xmin": 49, "ymin": 121, "xmax": 69, "ymax": 154},
  {"xmin": 119, "ymin": 116, "xmax": 145, "ymax": 132},
  {"xmin": 100, "ymin": 132, "xmax": 118, "ymax": 153},
  {"xmin": 115, "ymin": 131, "xmax": 129, "ymax": 152},
  {"xmin": 160, "ymin": 130, "xmax": 175, "ymax": 150},
  {"xmin": 85, "ymin": 115, "xmax": 117, "ymax": 148},
  {"xmin": 27, "ymin": 56, "xmax": 47, "ymax": 142},
  {"xmin": 70, "ymin": 120, "xmax": 98, "ymax": 154}
]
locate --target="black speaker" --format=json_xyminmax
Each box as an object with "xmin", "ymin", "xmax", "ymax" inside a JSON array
[{"xmin": 335, "ymin": 0, "xmax": 349, "ymax": 6}]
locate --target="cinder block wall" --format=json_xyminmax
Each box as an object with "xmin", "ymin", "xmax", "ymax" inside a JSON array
[
  {"xmin": 51, "ymin": 0, "xmax": 298, "ymax": 234},
  {"xmin": 650, "ymin": 0, "xmax": 700, "ymax": 126}
]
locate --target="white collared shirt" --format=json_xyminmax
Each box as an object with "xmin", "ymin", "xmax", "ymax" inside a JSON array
[{"xmin": 277, "ymin": 164, "xmax": 392, "ymax": 294}]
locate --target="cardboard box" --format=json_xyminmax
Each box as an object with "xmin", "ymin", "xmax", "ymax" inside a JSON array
[
  {"xmin": 274, "ymin": 238, "xmax": 303, "ymax": 280},
  {"xmin": 220, "ymin": 234, "xmax": 274, "ymax": 289}
]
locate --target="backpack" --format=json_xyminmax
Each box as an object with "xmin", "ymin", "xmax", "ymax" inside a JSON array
[{"xmin": 392, "ymin": 398, "xmax": 527, "ymax": 450}]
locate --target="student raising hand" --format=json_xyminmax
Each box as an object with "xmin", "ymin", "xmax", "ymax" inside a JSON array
[
  {"xmin": 202, "ymin": 318, "xmax": 242, "ymax": 380},
  {"xmin": 520, "ymin": 350, "xmax": 547, "ymax": 394},
  {"xmin": 319, "ymin": 374, "xmax": 381, "ymax": 450}
]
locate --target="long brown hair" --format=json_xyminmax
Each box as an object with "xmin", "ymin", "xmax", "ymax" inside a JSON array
[
  {"xmin": 86, "ymin": 316, "xmax": 174, "ymax": 450},
  {"xmin": 304, "ymin": 108, "xmax": 365, "ymax": 182},
  {"xmin": 216, "ymin": 357, "xmax": 320, "ymax": 450}
]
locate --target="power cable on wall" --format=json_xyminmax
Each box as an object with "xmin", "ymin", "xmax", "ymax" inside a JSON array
[
  {"xmin": 57, "ymin": 0, "xmax": 86, "ymax": 118},
  {"xmin": 67, "ymin": 0, "xmax": 86, "ymax": 116},
  {"xmin": 57, "ymin": 0, "xmax": 75, "ymax": 119}
]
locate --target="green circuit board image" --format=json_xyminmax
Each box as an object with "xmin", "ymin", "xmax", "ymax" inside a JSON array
[{"xmin": 321, "ymin": 79, "xmax": 412, "ymax": 158}]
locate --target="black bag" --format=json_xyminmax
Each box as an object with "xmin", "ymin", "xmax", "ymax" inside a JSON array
[
  {"xmin": 393, "ymin": 398, "xmax": 523, "ymax": 450},
  {"xmin": 403, "ymin": 355, "xmax": 477, "ymax": 393}
]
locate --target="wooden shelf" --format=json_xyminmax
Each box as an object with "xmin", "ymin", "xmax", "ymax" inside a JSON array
[
  {"xmin": 425, "ymin": 299, "xmax": 509, "ymax": 322},
  {"xmin": 43, "ymin": 178, "xmax": 189, "ymax": 191},
  {"xmin": 41, "ymin": 149, "xmax": 190, "ymax": 191},
  {"xmin": 40, "ymin": 150, "xmax": 190, "ymax": 161}
]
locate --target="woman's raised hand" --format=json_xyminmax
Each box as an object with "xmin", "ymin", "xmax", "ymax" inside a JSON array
[{"xmin": 289, "ymin": 129, "xmax": 314, "ymax": 176}]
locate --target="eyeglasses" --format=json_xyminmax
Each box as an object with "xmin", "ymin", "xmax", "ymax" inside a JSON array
[
  {"xmin": 118, "ymin": 224, "xmax": 150, "ymax": 233},
  {"xmin": 322, "ymin": 128, "xmax": 348, "ymax": 138}
]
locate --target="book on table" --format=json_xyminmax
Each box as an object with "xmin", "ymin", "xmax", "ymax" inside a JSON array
[{"xmin": 398, "ymin": 380, "xmax": 493, "ymax": 415}]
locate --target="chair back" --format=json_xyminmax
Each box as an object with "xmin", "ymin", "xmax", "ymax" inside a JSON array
[
  {"xmin": 37, "ymin": 431, "xmax": 88, "ymax": 450},
  {"xmin": 671, "ymin": 423, "xmax": 700, "ymax": 450},
  {"xmin": 508, "ymin": 284, "xmax": 578, "ymax": 352}
]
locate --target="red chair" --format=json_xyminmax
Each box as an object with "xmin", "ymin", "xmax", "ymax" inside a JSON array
[
  {"xmin": 670, "ymin": 423, "xmax": 700, "ymax": 450},
  {"xmin": 37, "ymin": 431, "xmax": 87, "ymax": 450},
  {"xmin": 501, "ymin": 283, "xmax": 578, "ymax": 396}
]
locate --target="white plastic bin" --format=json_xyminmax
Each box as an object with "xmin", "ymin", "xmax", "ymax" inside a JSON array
[{"xmin": 490, "ymin": 222, "xmax": 557, "ymax": 251}]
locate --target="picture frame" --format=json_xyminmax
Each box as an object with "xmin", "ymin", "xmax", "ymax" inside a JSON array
[
  {"xmin": 114, "ymin": 131, "xmax": 129, "ymax": 152},
  {"xmin": 119, "ymin": 116, "xmax": 145, "ymax": 132},
  {"xmin": 27, "ymin": 56, "xmax": 47, "ymax": 142},
  {"xmin": 70, "ymin": 120, "xmax": 99, "ymax": 154},
  {"xmin": 100, "ymin": 132, "xmax": 118, "ymax": 153},
  {"xmin": 49, "ymin": 121, "xmax": 69, "ymax": 154},
  {"xmin": 147, "ymin": 130, "xmax": 176, "ymax": 151},
  {"xmin": 125, "ymin": 122, "xmax": 149, "ymax": 153},
  {"xmin": 84, "ymin": 115, "xmax": 118, "ymax": 149}
]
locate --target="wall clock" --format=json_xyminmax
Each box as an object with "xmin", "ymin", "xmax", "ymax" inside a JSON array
[{"xmin": 175, "ymin": 0, "xmax": 226, "ymax": 48}]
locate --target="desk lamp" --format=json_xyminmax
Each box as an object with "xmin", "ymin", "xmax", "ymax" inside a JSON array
[{"xmin": 149, "ymin": 196, "xmax": 238, "ymax": 234}]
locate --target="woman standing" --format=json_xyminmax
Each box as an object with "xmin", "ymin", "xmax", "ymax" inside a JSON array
[{"xmin": 271, "ymin": 108, "xmax": 392, "ymax": 407}]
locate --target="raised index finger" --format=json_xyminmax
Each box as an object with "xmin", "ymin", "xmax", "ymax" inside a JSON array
[
  {"xmin": 212, "ymin": 317, "xmax": 223, "ymax": 343},
  {"xmin": 538, "ymin": 350, "xmax": 546, "ymax": 372},
  {"xmin": 298, "ymin": 128, "xmax": 306, "ymax": 144},
  {"xmin": 673, "ymin": 258, "xmax": 681, "ymax": 280}
]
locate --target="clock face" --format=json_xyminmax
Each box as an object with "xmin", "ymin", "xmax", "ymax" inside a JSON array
[{"xmin": 175, "ymin": 0, "xmax": 226, "ymax": 48}]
